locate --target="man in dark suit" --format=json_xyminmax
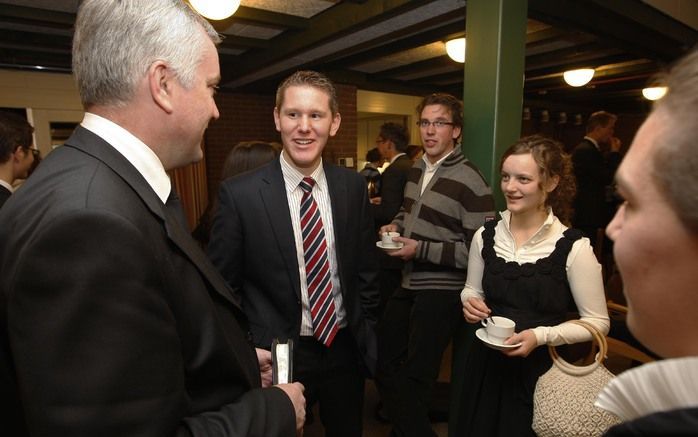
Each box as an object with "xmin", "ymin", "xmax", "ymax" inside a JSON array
[
  {"xmin": 208, "ymin": 70, "xmax": 380, "ymax": 437},
  {"xmin": 0, "ymin": 1, "xmax": 304, "ymax": 436},
  {"xmin": 571, "ymin": 110, "xmax": 619, "ymax": 248},
  {"xmin": 0, "ymin": 111, "xmax": 36, "ymax": 209},
  {"xmin": 370, "ymin": 122, "xmax": 413, "ymax": 315}
]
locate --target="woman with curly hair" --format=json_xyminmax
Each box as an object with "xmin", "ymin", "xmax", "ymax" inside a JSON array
[{"xmin": 453, "ymin": 135, "xmax": 610, "ymax": 436}]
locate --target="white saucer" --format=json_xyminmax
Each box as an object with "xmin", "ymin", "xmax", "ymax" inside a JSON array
[
  {"xmin": 475, "ymin": 328, "xmax": 522, "ymax": 351},
  {"xmin": 376, "ymin": 241, "xmax": 404, "ymax": 250}
]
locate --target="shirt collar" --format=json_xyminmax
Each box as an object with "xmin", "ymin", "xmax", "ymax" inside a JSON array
[
  {"xmin": 422, "ymin": 149, "xmax": 453, "ymax": 172},
  {"xmin": 596, "ymin": 357, "xmax": 698, "ymax": 421},
  {"xmin": 0, "ymin": 179, "xmax": 14, "ymax": 193},
  {"xmin": 584, "ymin": 136, "xmax": 600, "ymax": 150},
  {"xmin": 500, "ymin": 208, "xmax": 557, "ymax": 242},
  {"xmin": 389, "ymin": 152, "xmax": 406, "ymax": 164},
  {"xmin": 81, "ymin": 112, "xmax": 171, "ymax": 203},
  {"xmin": 280, "ymin": 150, "xmax": 327, "ymax": 194}
]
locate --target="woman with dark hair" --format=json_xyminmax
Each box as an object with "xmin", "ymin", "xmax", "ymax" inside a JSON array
[
  {"xmin": 453, "ymin": 135, "xmax": 609, "ymax": 436},
  {"xmin": 193, "ymin": 141, "xmax": 279, "ymax": 246}
]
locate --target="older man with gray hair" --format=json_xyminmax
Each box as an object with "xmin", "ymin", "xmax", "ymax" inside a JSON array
[{"xmin": 0, "ymin": 1, "xmax": 304, "ymax": 436}]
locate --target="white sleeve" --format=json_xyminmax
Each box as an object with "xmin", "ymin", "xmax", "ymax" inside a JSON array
[
  {"xmin": 532, "ymin": 237, "xmax": 610, "ymax": 346},
  {"xmin": 460, "ymin": 227, "xmax": 485, "ymax": 304}
]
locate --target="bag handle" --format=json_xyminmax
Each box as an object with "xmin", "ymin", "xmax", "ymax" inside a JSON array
[{"xmin": 548, "ymin": 319, "xmax": 608, "ymax": 376}]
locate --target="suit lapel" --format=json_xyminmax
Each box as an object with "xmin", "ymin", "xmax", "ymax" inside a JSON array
[
  {"xmin": 64, "ymin": 127, "xmax": 242, "ymax": 310},
  {"xmin": 259, "ymin": 161, "xmax": 302, "ymax": 299},
  {"xmin": 324, "ymin": 163, "xmax": 348, "ymax": 274}
]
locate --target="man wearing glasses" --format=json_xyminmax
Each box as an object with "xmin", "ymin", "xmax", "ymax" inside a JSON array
[
  {"xmin": 376, "ymin": 93, "xmax": 494, "ymax": 437},
  {"xmin": 0, "ymin": 111, "xmax": 35, "ymax": 209}
]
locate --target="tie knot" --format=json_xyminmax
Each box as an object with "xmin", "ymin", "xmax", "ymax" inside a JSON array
[{"xmin": 300, "ymin": 177, "xmax": 316, "ymax": 193}]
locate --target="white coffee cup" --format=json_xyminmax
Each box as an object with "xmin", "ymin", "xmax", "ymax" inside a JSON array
[
  {"xmin": 481, "ymin": 316, "xmax": 515, "ymax": 344},
  {"xmin": 381, "ymin": 231, "xmax": 400, "ymax": 248}
]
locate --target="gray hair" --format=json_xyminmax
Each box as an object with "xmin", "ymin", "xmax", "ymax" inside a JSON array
[
  {"xmin": 651, "ymin": 48, "xmax": 698, "ymax": 233},
  {"xmin": 72, "ymin": 0, "xmax": 220, "ymax": 108}
]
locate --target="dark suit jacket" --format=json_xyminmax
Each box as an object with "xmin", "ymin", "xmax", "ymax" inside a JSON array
[
  {"xmin": 0, "ymin": 185, "xmax": 10, "ymax": 209},
  {"xmin": 572, "ymin": 138, "xmax": 606, "ymax": 229},
  {"xmin": 371, "ymin": 154, "xmax": 413, "ymax": 270},
  {"xmin": 0, "ymin": 126, "xmax": 294, "ymax": 437},
  {"xmin": 371, "ymin": 154, "xmax": 413, "ymax": 227},
  {"xmin": 207, "ymin": 159, "xmax": 380, "ymax": 375},
  {"xmin": 604, "ymin": 407, "xmax": 698, "ymax": 436}
]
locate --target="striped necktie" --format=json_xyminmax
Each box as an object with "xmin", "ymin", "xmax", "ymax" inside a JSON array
[{"xmin": 299, "ymin": 177, "xmax": 338, "ymax": 347}]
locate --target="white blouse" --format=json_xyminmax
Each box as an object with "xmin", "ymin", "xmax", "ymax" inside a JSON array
[{"xmin": 460, "ymin": 209, "xmax": 610, "ymax": 346}]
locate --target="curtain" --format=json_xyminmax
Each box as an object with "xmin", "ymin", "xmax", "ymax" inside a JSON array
[{"xmin": 168, "ymin": 149, "xmax": 209, "ymax": 232}]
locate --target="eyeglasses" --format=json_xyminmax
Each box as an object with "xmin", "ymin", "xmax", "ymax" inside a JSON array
[{"xmin": 417, "ymin": 120, "xmax": 454, "ymax": 129}]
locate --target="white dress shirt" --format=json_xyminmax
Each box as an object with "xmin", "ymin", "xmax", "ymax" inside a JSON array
[
  {"xmin": 0, "ymin": 179, "xmax": 14, "ymax": 194},
  {"xmin": 420, "ymin": 149, "xmax": 452, "ymax": 195},
  {"xmin": 279, "ymin": 151, "xmax": 346, "ymax": 336},
  {"xmin": 461, "ymin": 209, "xmax": 610, "ymax": 345},
  {"xmin": 81, "ymin": 112, "xmax": 171, "ymax": 203}
]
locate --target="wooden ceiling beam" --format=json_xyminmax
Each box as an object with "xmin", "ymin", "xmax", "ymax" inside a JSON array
[
  {"xmin": 209, "ymin": 5, "xmax": 308, "ymax": 32},
  {"xmin": 220, "ymin": 0, "xmax": 434, "ymax": 84}
]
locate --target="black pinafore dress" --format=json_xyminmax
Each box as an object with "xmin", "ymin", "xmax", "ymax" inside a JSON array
[{"xmin": 454, "ymin": 219, "xmax": 583, "ymax": 437}]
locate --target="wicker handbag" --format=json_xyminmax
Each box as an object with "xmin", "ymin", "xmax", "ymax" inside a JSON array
[{"xmin": 532, "ymin": 320, "xmax": 621, "ymax": 437}]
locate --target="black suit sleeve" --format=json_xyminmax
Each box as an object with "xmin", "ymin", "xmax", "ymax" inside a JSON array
[
  {"xmin": 371, "ymin": 161, "xmax": 409, "ymax": 226},
  {"xmin": 207, "ymin": 181, "xmax": 245, "ymax": 297},
  {"xmin": 7, "ymin": 211, "xmax": 293, "ymax": 437}
]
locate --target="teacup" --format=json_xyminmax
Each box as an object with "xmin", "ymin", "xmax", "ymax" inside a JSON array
[
  {"xmin": 481, "ymin": 316, "xmax": 515, "ymax": 344},
  {"xmin": 381, "ymin": 231, "xmax": 400, "ymax": 248}
]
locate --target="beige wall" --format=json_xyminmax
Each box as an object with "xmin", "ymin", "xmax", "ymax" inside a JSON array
[
  {"xmin": 0, "ymin": 69, "xmax": 83, "ymax": 157},
  {"xmin": 356, "ymin": 90, "xmax": 423, "ymax": 171}
]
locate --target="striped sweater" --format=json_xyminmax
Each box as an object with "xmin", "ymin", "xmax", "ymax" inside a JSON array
[{"xmin": 392, "ymin": 148, "xmax": 494, "ymax": 291}]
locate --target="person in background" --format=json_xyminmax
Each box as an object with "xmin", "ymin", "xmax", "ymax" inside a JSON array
[
  {"xmin": 376, "ymin": 93, "xmax": 494, "ymax": 437},
  {"xmin": 208, "ymin": 70, "xmax": 379, "ymax": 437},
  {"xmin": 0, "ymin": 111, "xmax": 35, "ymax": 208},
  {"xmin": 0, "ymin": 1, "xmax": 305, "ymax": 436},
  {"xmin": 595, "ymin": 49, "xmax": 698, "ymax": 435},
  {"xmin": 405, "ymin": 144, "xmax": 423, "ymax": 163},
  {"xmin": 571, "ymin": 110, "xmax": 620, "ymax": 249},
  {"xmin": 455, "ymin": 135, "xmax": 609, "ymax": 437},
  {"xmin": 360, "ymin": 146, "xmax": 383, "ymax": 199},
  {"xmin": 370, "ymin": 122, "xmax": 412, "ymax": 316},
  {"xmin": 192, "ymin": 140, "xmax": 280, "ymax": 246}
]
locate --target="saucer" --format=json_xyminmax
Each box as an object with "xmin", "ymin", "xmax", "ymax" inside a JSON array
[
  {"xmin": 376, "ymin": 241, "xmax": 404, "ymax": 250},
  {"xmin": 475, "ymin": 328, "xmax": 522, "ymax": 351}
]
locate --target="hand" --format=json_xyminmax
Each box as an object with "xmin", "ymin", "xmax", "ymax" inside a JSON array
[
  {"xmin": 387, "ymin": 236, "xmax": 417, "ymax": 261},
  {"xmin": 379, "ymin": 224, "xmax": 398, "ymax": 235},
  {"xmin": 462, "ymin": 296, "xmax": 491, "ymax": 323},
  {"xmin": 256, "ymin": 348, "xmax": 273, "ymax": 388},
  {"xmin": 501, "ymin": 329, "xmax": 538, "ymax": 358},
  {"xmin": 610, "ymin": 137, "xmax": 622, "ymax": 152},
  {"xmin": 370, "ymin": 196, "xmax": 382, "ymax": 205},
  {"xmin": 276, "ymin": 382, "xmax": 306, "ymax": 435}
]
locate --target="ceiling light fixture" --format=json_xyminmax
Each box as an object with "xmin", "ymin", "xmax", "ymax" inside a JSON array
[
  {"xmin": 189, "ymin": 0, "xmax": 240, "ymax": 20},
  {"xmin": 563, "ymin": 68, "xmax": 595, "ymax": 87},
  {"xmin": 641, "ymin": 86, "xmax": 667, "ymax": 101},
  {"xmin": 445, "ymin": 38, "xmax": 466, "ymax": 63}
]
